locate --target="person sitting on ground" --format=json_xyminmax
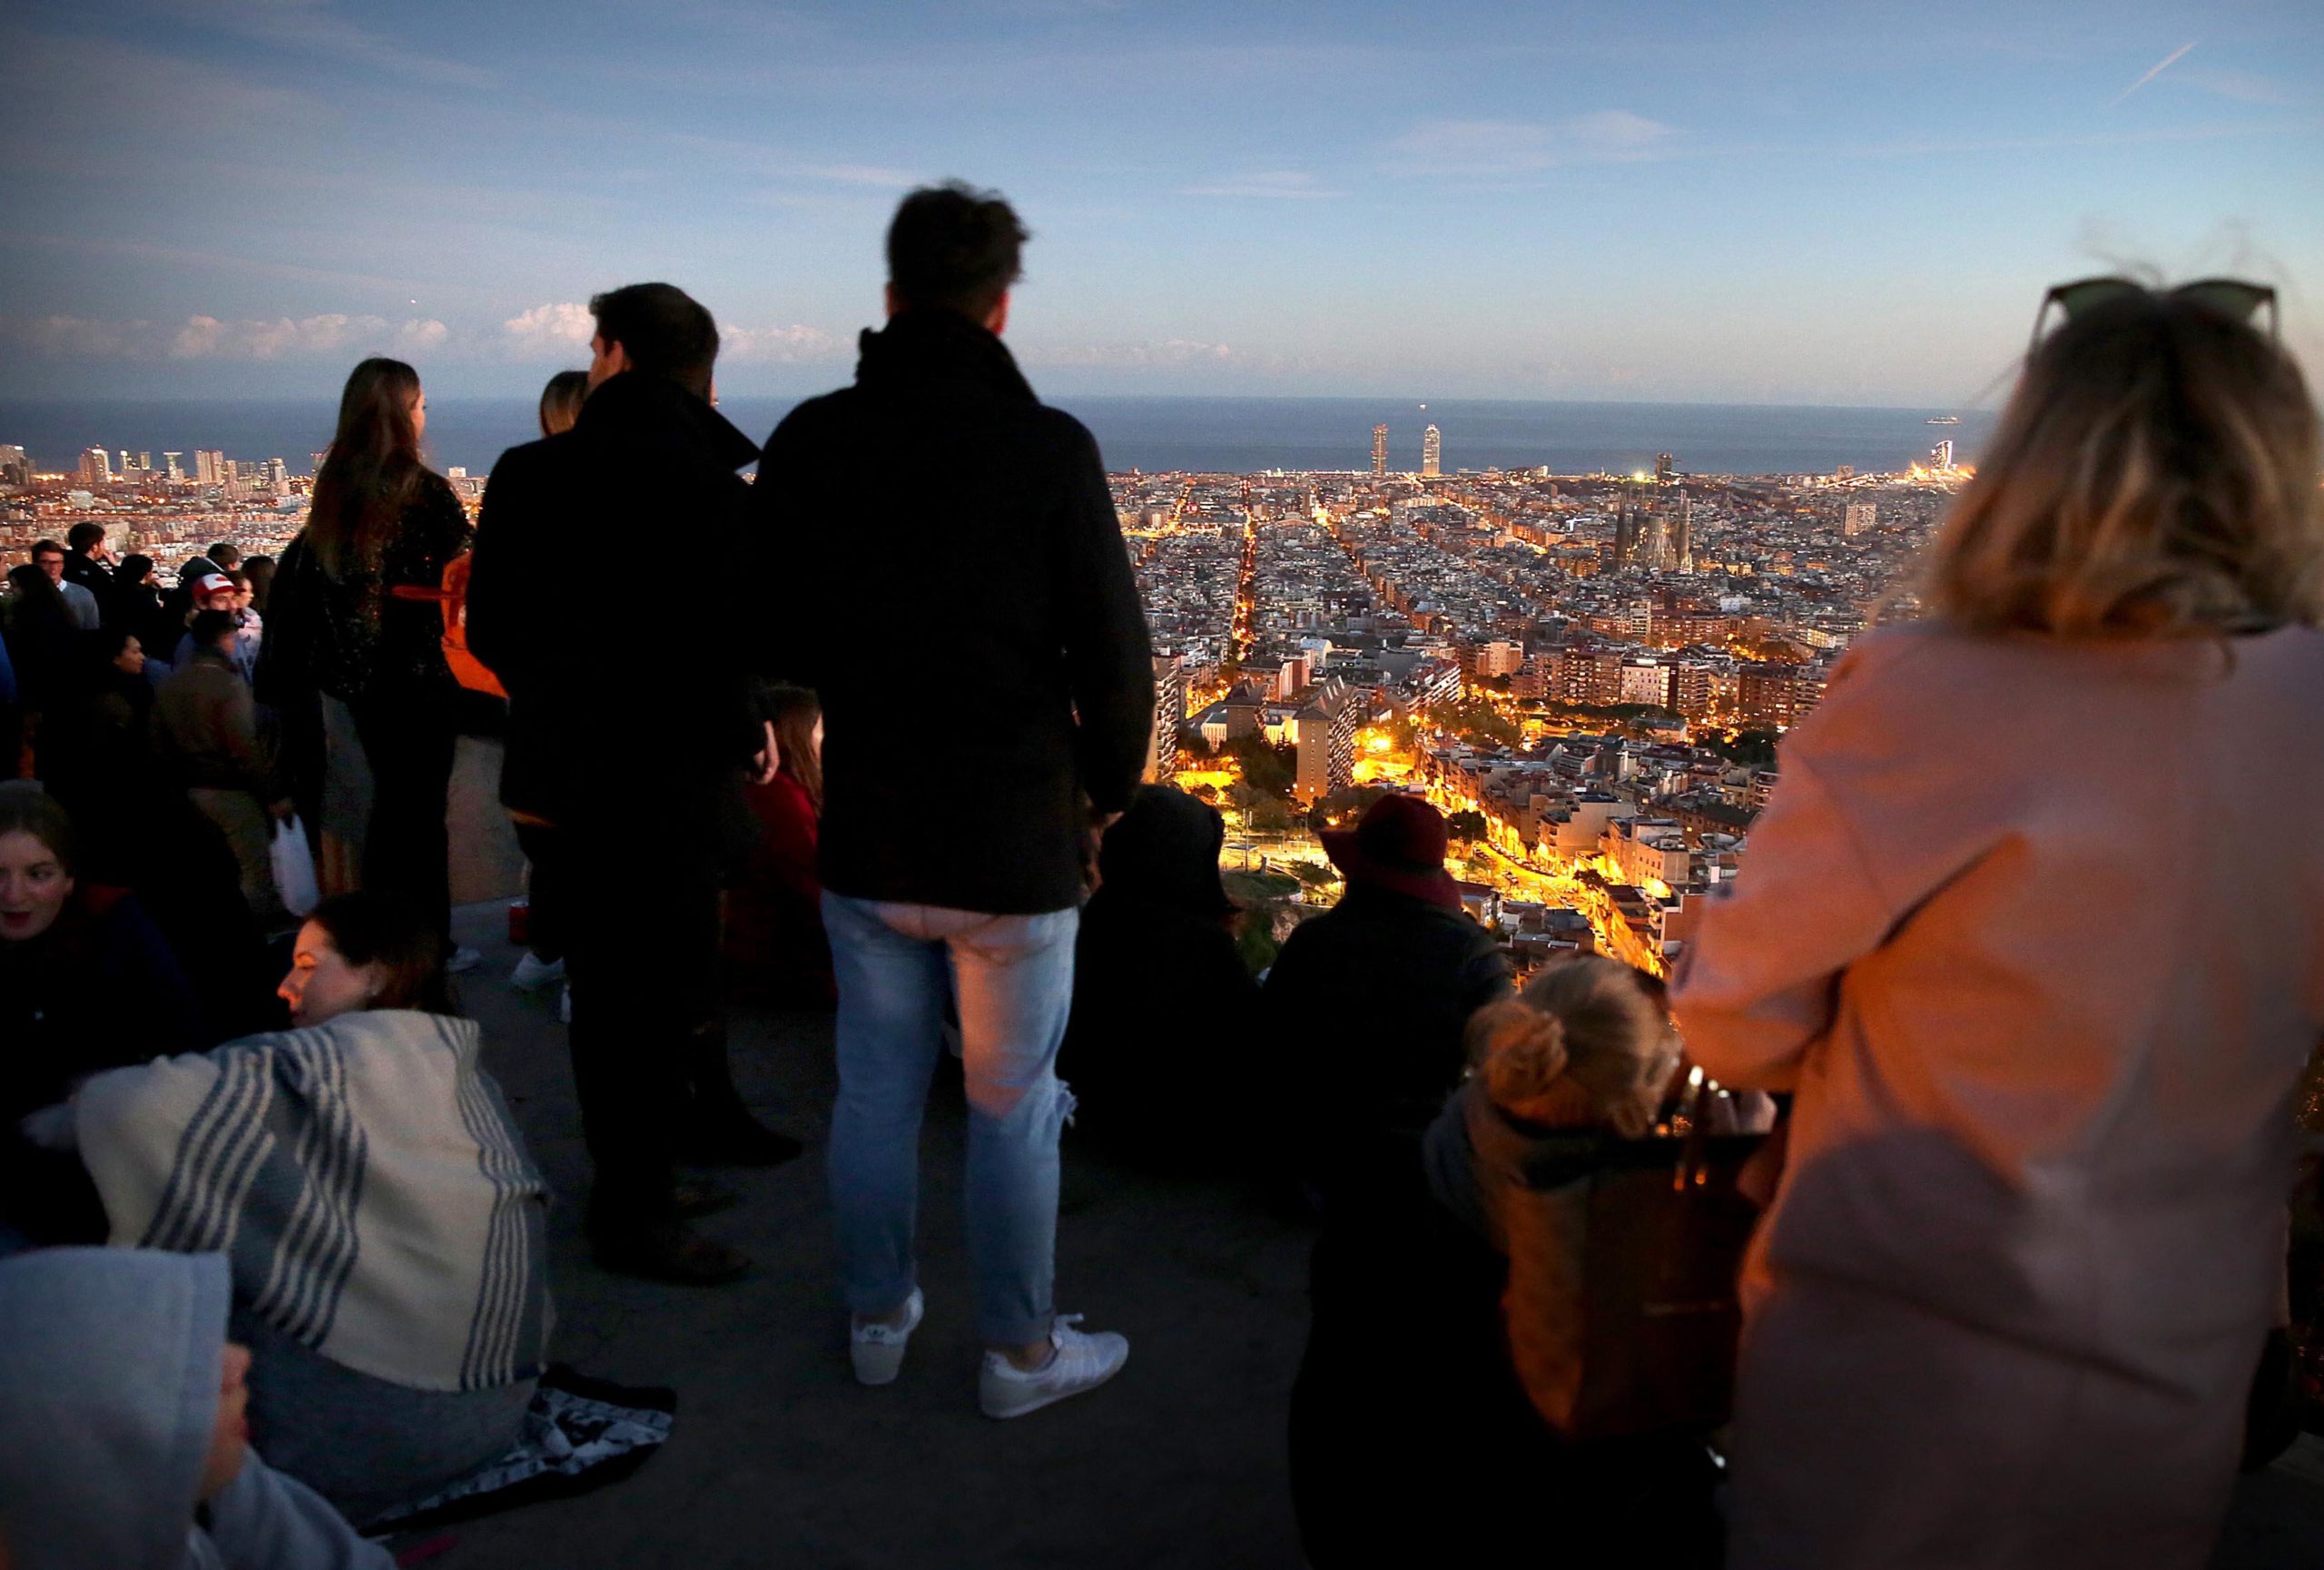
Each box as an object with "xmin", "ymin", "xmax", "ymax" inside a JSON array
[
  {"xmin": 68, "ymin": 891, "xmax": 552, "ymax": 1528},
  {"xmin": 39, "ymin": 626, "xmax": 157, "ymax": 844},
  {"xmin": 724, "ymin": 682, "xmax": 833, "ymax": 1007},
  {"xmin": 1674, "ymin": 277, "xmax": 2324, "ymax": 1570},
  {"xmin": 0, "ymin": 783, "xmax": 205, "ymax": 1248},
  {"xmin": 1291, "ymin": 955, "xmax": 1733, "ymax": 1566},
  {"xmin": 31, "ymin": 538, "xmax": 102, "ymax": 631},
  {"xmin": 0, "ymin": 1248, "xmax": 392, "ymax": 1570},
  {"xmin": 1262, "ymin": 791, "xmax": 1511, "ymax": 1209},
  {"xmin": 105, "ymin": 553, "xmax": 176, "ymax": 676},
  {"xmin": 5, "ymin": 561, "xmax": 83, "ymax": 773},
  {"xmin": 153, "ymin": 608, "xmax": 291, "ymax": 925},
  {"xmin": 63, "ymin": 520, "xmax": 116, "ymax": 607},
  {"xmin": 1059, "ymin": 783, "xmax": 1258, "ymax": 1165},
  {"xmin": 171, "ymin": 571, "xmax": 262, "ymax": 684}
]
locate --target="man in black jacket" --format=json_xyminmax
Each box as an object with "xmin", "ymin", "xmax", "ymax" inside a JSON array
[
  {"xmin": 752, "ymin": 184, "xmax": 1153, "ymax": 1417},
  {"xmin": 468, "ymin": 282, "xmax": 793, "ymax": 1286}
]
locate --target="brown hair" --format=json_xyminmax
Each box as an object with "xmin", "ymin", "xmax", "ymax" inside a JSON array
[
  {"xmin": 305, "ymin": 891, "xmax": 457, "ymax": 1014},
  {"xmin": 764, "ymin": 684, "xmax": 823, "ymax": 814},
  {"xmin": 308, "ymin": 358, "xmax": 427, "ymax": 579},
  {"xmin": 1464, "ymin": 954, "xmax": 1677, "ymax": 1136},
  {"xmin": 0, "ymin": 782, "xmax": 78, "ymax": 879},
  {"xmin": 1922, "ymin": 287, "xmax": 2324, "ymax": 637}
]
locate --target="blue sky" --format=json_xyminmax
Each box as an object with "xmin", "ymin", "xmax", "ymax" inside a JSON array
[{"xmin": 3, "ymin": 0, "xmax": 2319, "ymax": 404}]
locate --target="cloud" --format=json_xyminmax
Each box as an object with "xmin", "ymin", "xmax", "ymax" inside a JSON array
[
  {"xmin": 1020, "ymin": 339, "xmax": 1242, "ymax": 369},
  {"xmin": 719, "ymin": 322, "xmax": 842, "ymax": 362},
  {"xmin": 5, "ymin": 315, "xmax": 158, "ymax": 359},
  {"xmin": 5, "ymin": 311, "xmax": 451, "ymax": 362},
  {"xmin": 793, "ymin": 163, "xmax": 922, "ymax": 188},
  {"xmin": 1181, "ymin": 170, "xmax": 1338, "ymax": 199},
  {"xmin": 500, "ymin": 302, "xmax": 596, "ymax": 349},
  {"xmin": 169, "ymin": 312, "xmax": 419, "ymax": 360},
  {"xmin": 1385, "ymin": 113, "xmax": 1679, "ymax": 178},
  {"xmin": 2114, "ymin": 41, "xmax": 2196, "ymax": 104},
  {"xmin": 2174, "ymin": 66, "xmax": 2302, "ymax": 107}
]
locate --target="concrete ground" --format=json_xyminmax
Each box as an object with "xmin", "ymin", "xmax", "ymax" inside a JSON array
[{"xmin": 413, "ymin": 902, "xmax": 2324, "ymax": 1570}]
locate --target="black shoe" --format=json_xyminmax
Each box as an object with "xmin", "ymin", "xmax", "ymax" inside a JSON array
[
  {"xmin": 680, "ymin": 1111, "xmax": 804, "ymax": 1169},
  {"xmin": 672, "ymin": 1176, "xmax": 742, "ymax": 1220},
  {"xmin": 589, "ymin": 1218, "xmax": 751, "ymax": 1286}
]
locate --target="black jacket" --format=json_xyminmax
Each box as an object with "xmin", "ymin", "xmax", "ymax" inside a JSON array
[
  {"xmin": 1264, "ymin": 884, "xmax": 1512, "ymax": 1200},
  {"xmin": 751, "ymin": 310, "xmax": 1154, "ymax": 913},
  {"xmin": 468, "ymin": 372, "xmax": 765, "ymax": 861},
  {"xmin": 259, "ymin": 475, "xmax": 470, "ymax": 706}
]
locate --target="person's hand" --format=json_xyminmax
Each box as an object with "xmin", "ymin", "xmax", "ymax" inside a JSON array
[{"xmin": 749, "ymin": 720, "xmax": 780, "ymax": 786}]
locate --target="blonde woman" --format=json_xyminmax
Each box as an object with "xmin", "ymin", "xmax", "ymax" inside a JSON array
[{"xmin": 1675, "ymin": 279, "xmax": 2324, "ymax": 1570}]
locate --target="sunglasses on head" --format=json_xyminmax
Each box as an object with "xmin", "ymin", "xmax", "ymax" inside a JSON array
[{"xmin": 2031, "ymin": 276, "xmax": 2278, "ymax": 351}]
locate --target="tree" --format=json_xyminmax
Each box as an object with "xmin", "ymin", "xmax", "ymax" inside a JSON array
[
  {"xmin": 1446, "ymin": 809, "xmax": 1490, "ymax": 843},
  {"xmin": 1224, "ymin": 733, "xmax": 1297, "ymax": 797},
  {"xmin": 1307, "ymin": 784, "xmax": 1386, "ymax": 834}
]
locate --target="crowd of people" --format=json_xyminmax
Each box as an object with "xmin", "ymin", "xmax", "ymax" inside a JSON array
[{"xmin": 1, "ymin": 185, "xmax": 2319, "ymax": 1569}]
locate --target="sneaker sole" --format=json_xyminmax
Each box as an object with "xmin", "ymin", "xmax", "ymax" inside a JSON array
[
  {"xmin": 852, "ymin": 1345, "xmax": 910, "ymax": 1387},
  {"xmin": 979, "ymin": 1348, "xmax": 1129, "ymax": 1420}
]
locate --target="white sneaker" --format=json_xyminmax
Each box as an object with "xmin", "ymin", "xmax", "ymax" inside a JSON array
[
  {"xmin": 447, "ymin": 945, "xmax": 482, "ymax": 975},
  {"xmin": 851, "ymin": 1289, "xmax": 924, "ymax": 1387},
  {"xmin": 558, "ymin": 983, "xmax": 572, "ymax": 1025},
  {"xmin": 510, "ymin": 952, "xmax": 566, "ymax": 991},
  {"xmin": 978, "ymin": 1315, "xmax": 1128, "ymax": 1419}
]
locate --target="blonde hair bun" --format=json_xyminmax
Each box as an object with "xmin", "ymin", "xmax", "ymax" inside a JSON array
[{"xmin": 1472, "ymin": 998, "xmax": 1570, "ymax": 1108}]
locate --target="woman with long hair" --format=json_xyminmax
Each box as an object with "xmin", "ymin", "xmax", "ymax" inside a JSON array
[
  {"xmin": 1673, "ymin": 279, "xmax": 2324, "ymax": 1570},
  {"xmin": 73, "ymin": 890, "xmax": 549, "ymax": 1526},
  {"xmin": 260, "ymin": 358, "xmax": 472, "ymax": 953}
]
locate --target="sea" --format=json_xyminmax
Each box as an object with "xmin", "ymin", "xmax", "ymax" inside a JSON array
[{"xmin": 0, "ymin": 395, "xmax": 1992, "ymax": 482}]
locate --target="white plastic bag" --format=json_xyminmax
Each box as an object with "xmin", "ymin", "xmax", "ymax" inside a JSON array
[{"xmin": 271, "ymin": 815, "xmax": 320, "ymax": 918}]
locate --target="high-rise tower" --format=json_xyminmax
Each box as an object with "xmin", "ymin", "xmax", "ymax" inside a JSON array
[
  {"xmin": 1655, "ymin": 451, "xmax": 1676, "ymax": 484},
  {"xmin": 1421, "ymin": 424, "xmax": 1442, "ymax": 478},
  {"xmin": 1371, "ymin": 424, "xmax": 1388, "ymax": 477}
]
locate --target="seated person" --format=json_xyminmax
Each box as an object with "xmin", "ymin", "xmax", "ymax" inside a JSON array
[
  {"xmin": 153, "ymin": 608, "xmax": 291, "ymax": 925},
  {"xmin": 1262, "ymin": 792, "xmax": 1510, "ymax": 1207},
  {"xmin": 70, "ymin": 892, "xmax": 552, "ymax": 1528},
  {"xmin": 0, "ymin": 1248, "xmax": 390, "ymax": 1570},
  {"xmin": 1059, "ymin": 784, "xmax": 1258, "ymax": 1162},
  {"xmin": 724, "ymin": 682, "xmax": 833, "ymax": 1006},
  {"xmin": 1293, "ymin": 956, "xmax": 1743, "ymax": 1567},
  {"xmin": 0, "ymin": 783, "xmax": 206, "ymax": 1248}
]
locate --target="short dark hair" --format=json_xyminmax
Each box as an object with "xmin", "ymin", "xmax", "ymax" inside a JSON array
[
  {"xmin": 207, "ymin": 541, "xmax": 241, "ymax": 568},
  {"xmin": 886, "ymin": 182, "xmax": 1028, "ymax": 321},
  {"xmin": 306, "ymin": 891, "xmax": 456, "ymax": 1014},
  {"xmin": 588, "ymin": 283, "xmax": 718, "ymax": 400},
  {"xmin": 31, "ymin": 539, "xmax": 64, "ymax": 561},
  {"xmin": 189, "ymin": 607, "xmax": 239, "ymax": 648},
  {"xmin": 66, "ymin": 522, "xmax": 105, "ymax": 553}
]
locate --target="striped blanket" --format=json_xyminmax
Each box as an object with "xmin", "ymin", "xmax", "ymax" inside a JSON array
[{"xmin": 75, "ymin": 1010, "xmax": 551, "ymax": 1393}]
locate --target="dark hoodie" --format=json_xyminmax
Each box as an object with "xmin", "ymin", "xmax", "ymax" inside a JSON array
[
  {"xmin": 751, "ymin": 309, "xmax": 1154, "ymax": 913},
  {"xmin": 468, "ymin": 371, "xmax": 765, "ymax": 869},
  {"xmin": 1060, "ymin": 785, "xmax": 1258, "ymax": 1159},
  {"xmin": 0, "ymin": 1249, "xmax": 389, "ymax": 1570}
]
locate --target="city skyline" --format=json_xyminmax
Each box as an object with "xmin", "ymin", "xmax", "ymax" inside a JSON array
[{"xmin": 3, "ymin": 1, "xmax": 2320, "ymax": 405}]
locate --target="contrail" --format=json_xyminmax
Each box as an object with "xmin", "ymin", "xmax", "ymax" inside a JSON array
[{"xmin": 2114, "ymin": 41, "xmax": 2196, "ymax": 104}]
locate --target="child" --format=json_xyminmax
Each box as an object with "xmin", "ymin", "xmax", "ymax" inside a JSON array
[{"xmin": 0, "ymin": 1248, "xmax": 389, "ymax": 1569}]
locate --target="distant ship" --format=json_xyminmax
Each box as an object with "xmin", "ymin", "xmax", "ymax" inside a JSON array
[{"xmin": 1926, "ymin": 415, "xmax": 1961, "ymax": 425}]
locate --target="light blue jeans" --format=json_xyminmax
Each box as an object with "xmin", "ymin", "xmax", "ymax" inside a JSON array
[{"xmin": 822, "ymin": 892, "xmax": 1080, "ymax": 1347}]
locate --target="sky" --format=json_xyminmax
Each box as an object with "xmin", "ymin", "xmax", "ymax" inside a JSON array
[{"xmin": 3, "ymin": 0, "xmax": 2320, "ymax": 406}]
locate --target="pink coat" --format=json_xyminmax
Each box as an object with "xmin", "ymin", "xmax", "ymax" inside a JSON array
[{"xmin": 1675, "ymin": 620, "xmax": 2324, "ymax": 1570}]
